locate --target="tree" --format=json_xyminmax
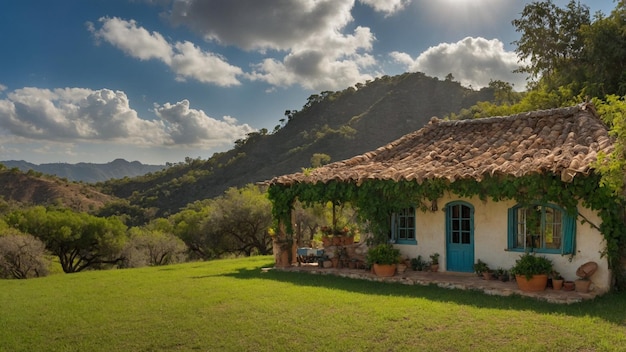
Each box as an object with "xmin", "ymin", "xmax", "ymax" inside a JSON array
[
  {"xmin": 580, "ymin": 4, "xmax": 626, "ymax": 96},
  {"xmin": 203, "ymin": 185, "xmax": 273, "ymax": 257},
  {"xmin": 512, "ymin": 0, "xmax": 590, "ymax": 85},
  {"xmin": 0, "ymin": 230, "xmax": 50, "ymax": 279},
  {"xmin": 170, "ymin": 202, "xmax": 214, "ymax": 259},
  {"xmin": 123, "ymin": 225, "xmax": 187, "ymax": 267},
  {"xmin": 4, "ymin": 207, "xmax": 128, "ymax": 273},
  {"xmin": 310, "ymin": 153, "xmax": 331, "ymax": 167},
  {"xmin": 594, "ymin": 95, "xmax": 626, "ymax": 196}
]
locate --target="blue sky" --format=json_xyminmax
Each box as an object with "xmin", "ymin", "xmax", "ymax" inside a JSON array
[{"xmin": 0, "ymin": 0, "xmax": 616, "ymax": 165}]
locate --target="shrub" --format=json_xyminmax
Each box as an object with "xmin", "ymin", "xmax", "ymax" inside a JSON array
[
  {"xmin": 366, "ymin": 244, "xmax": 400, "ymax": 266},
  {"xmin": 0, "ymin": 233, "xmax": 50, "ymax": 279},
  {"xmin": 509, "ymin": 252, "xmax": 553, "ymax": 280},
  {"xmin": 120, "ymin": 229, "xmax": 188, "ymax": 268}
]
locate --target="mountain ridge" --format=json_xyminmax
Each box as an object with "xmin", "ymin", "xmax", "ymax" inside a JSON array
[{"xmin": 0, "ymin": 158, "xmax": 165, "ymax": 183}]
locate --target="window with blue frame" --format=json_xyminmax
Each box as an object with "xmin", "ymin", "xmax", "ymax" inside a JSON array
[
  {"xmin": 507, "ymin": 203, "xmax": 575, "ymax": 254},
  {"xmin": 391, "ymin": 206, "xmax": 416, "ymax": 244}
]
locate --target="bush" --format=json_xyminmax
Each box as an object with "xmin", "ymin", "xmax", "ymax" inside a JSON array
[
  {"xmin": 120, "ymin": 229, "xmax": 188, "ymax": 268},
  {"xmin": 366, "ymin": 244, "xmax": 400, "ymax": 265},
  {"xmin": 0, "ymin": 233, "xmax": 50, "ymax": 279},
  {"xmin": 509, "ymin": 253, "xmax": 553, "ymax": 280}
]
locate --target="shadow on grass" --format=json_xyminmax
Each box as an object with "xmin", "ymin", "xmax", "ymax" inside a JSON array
[{"xmin": 216, "ymin": 263, "xmax": 626, "ymax": 326}]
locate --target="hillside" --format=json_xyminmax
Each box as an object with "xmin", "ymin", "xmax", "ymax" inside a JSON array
[
  {"xmin": 0, "ymin": 168, "xmax": 117, "ymax": 212},
  {"xmin": 100, "ymin": 72, "xmax": 497, "ymax": 216},
  {"xmin": 0, "ymin": 159, "xmax": 165, "ymax": 183}
]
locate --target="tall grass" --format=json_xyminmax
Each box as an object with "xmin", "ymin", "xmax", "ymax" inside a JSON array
[{"xmin": 1, "ymin": 256, "xmax": 625, "ymax": 351}]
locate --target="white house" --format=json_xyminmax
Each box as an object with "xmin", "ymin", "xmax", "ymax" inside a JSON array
[{"xmin": 267, "ymin": 103, "xmax": 620, "ymax": 293}]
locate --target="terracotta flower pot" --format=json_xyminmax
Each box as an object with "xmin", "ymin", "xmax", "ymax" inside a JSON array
[
  {"xmin": 575, "ymin": 279, "xmax": 591, "ymax": 293},
  {"xmin": 515, "ymin": 274, "xmax": 548, "ymax": 292},
  {"xmin": 397, "ymin": 263, "xmax": 407, "ymax": 274},
  {"xmin": 563, "ymin": 281, "xmax": 575, "ymax": 291},
  {"xmin": 373, "ymin": 263, "xmax": 396, "ymax": 277},
  {"xmin": 431, "ymin": 264, "xmax": 439, "ymax": 272},
  {"xmin": 552, "ymin": 279, "xmax": 564, "ymax": 290}
]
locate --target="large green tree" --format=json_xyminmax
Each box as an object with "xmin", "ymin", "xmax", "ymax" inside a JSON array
[
  {"xmin": 513, "ymin": 0, "xmax": 626, "ymax": 97},
  {"xmin": 202, "ymin": 185, "xmax": 273, "ymax": 257},
  {"xmin": 512, "ymin": 0, "xmax": 590, "ymax": 86},
  {"xmin": 4, "ymin": 207, "xmax": 127, "ymax": 273}
]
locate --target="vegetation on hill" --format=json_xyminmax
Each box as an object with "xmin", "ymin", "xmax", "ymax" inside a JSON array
[
  {"xmin": 0, "ymin": 164, "xmax": 116, "ymax": 212},
  {"xmin": 98, "ymin": 72, "xmax": 496, "ymax": 216}
]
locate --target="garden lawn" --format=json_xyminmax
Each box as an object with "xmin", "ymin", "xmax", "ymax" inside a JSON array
[{"xmin": 1, "ymin": 256, "xmax": 625, "ymax": 351}]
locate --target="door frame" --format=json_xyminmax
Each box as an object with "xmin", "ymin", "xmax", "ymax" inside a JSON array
[{"xmin": 445, "ymin": 201, "xmax": 475, "ymax": 272}]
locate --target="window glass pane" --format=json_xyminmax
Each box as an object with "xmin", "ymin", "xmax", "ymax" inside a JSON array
[
  {"xmin": 461, "ymin": 205, "xmax": 470, "ymax": 218},
  {"xmin": 516, "ymin": 232, "xmax": 525, "ymax": 247},
  {"xmin": 452, "ymin": 220, "xmax": 459, "ymax": 231},
  {"xmin": 462, "ymin": 232, "xmax": 470, "ymax": 244},
  {"xmin": 452, "ymin": 232, "xmax": 460, "ymax": 244},
  {"xmin": 452, "ymin": 205, "xmax": 459, "ymax": 218},
  {"xmin": 461, "ymin": 219, "xmax": 470, "ymax": 231},
  {"xmin": 407, "ymin": 229, "xmax": 415, "ymax": 239},
  {"xmin": 527, "ymin": 206, "xmax": 542, "ymax": 237}
]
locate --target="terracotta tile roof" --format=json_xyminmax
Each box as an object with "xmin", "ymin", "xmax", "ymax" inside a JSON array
[{"xmin": 268, "ymin": 103, "xmax": 613, "ymax": 186}]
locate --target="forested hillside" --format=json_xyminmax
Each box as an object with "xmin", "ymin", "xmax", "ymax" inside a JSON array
[{"xmin": 99, "ymin": 72, "xmax": 497, "ymax": 216}]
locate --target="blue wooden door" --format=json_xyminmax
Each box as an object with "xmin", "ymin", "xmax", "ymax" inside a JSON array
[{"xmin": 446, "ymin": 202, "xmax": 474, "ymax": 272}]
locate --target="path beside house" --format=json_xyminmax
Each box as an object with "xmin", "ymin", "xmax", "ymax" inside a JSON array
[{"xmin": 275, "ymin": 265, "xmax": 601, "ymax": 304}]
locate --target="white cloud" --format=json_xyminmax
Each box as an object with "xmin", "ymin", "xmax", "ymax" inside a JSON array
[
  {"xmin": 0, "ymin": 87, "xmax": 167, "ymax": 144},
  {"xmin": 166, "ymin": 0, "xmax": 378, "ymax": 91},
  {"xmin": 391, "ymin": 37, "xmax": 527, "ymax": 90},
  {"xmin": 358, "ymin": 0, "xmax": 411, "ymax": 15},
  {"xmin": 248, "ymin": 25, "xmax": 376, "ymax": 91},
  {"xmin": 0, "ymin": 87, "xmax": 254, "ymax": 149},
  {"xmin": 0, "ymin": 84, "xmax": 7, "ymax": 93},
  {"xmin": 154, "ymin": 100, "xmax": 254, "ymax": 145},
  {"xmin": 89, "ymin": 17, "xmax": 243, "ymax": 87},
  {"xmin": 88, "ymin": 17, "xmax": 172, "ymax": 64},
  {"xmin": 167, "ymin": 0, "xmax": 355, "ymax": 51},
  {"xmin": 171, "ymin": 41, "xmax": 242, "ymax": 86}
]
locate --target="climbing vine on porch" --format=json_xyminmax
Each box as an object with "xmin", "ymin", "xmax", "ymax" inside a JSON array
[{"xmin": 267, "ymin": 172, "xmax": 626, "ymax": 290}]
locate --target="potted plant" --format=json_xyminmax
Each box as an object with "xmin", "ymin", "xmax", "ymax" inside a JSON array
[
  {"xmin": 473, "ymin": 259, "xmax": 489, "ymax": 277},
  {"xmin": 509, "ymin": 253, "xmax": 553, "ymax": 292},
  {"xmin": 551, "ymin": 270, "xmax": 564, "ymax": 290},
  {"xmin": 366, "ymin": 243, "xmax": 400, "ymax": 277},
  {"xmin": 495, "ymin": 268, "xmax": 509, "ymax": 282},
  {"xmin": 411, "ymin": 255, "xmax": 426, "ymax": 271},
  {"xmin": 429, "ymin": 253, "xmax": 440, "ymax": 272}
]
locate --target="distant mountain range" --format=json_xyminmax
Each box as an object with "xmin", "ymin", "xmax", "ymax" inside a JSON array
[{"xmin": 0, "ymin": 159, "xmax": 166, "ymax": 183}]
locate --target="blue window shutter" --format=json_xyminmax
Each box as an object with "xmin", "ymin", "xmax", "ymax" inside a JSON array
[
  {"xmin": 562, "ymin": 212, "xmax": 576, "ymax": 255},
  {"xmin": 507, "ymin": 207, "xmax": 516, "ymax": 249}
]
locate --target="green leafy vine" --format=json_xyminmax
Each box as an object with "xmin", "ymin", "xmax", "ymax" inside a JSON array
[{"xmin": 268, "ymin": 172, "xmax": 626, "ymax": 290}]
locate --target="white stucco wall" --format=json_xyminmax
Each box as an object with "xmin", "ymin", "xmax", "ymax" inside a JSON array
[{"xmin": 395, "ymin": 192, "xmax": 611, "ymax": 293}]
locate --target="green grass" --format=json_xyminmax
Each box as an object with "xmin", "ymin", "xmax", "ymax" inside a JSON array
[{"xmin": 1, "ymin": 256, "xmax": 625, "ymax": 352}]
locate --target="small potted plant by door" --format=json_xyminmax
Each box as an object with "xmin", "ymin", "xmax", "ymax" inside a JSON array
[
  {"xmin": 509, "ymin": 253, "xmax": 553, "ymax": 292},
  {"xmin": 473, "ymin": 259, "xmax": 489, "ymax": 278},
  {"xmin": 411, "ymin": 256, "xmax": 426, "ymax": 271},
  {"xmin": 429, "ymin": 253, "xmax": 440, "ymax": 272},
  {"xmin": 551, "ymin": 270, "xmax": 564, "ymax": 290},
  {"xmin": 366, "ymin": 243, "xmax": 400, "ymax": 277}
]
